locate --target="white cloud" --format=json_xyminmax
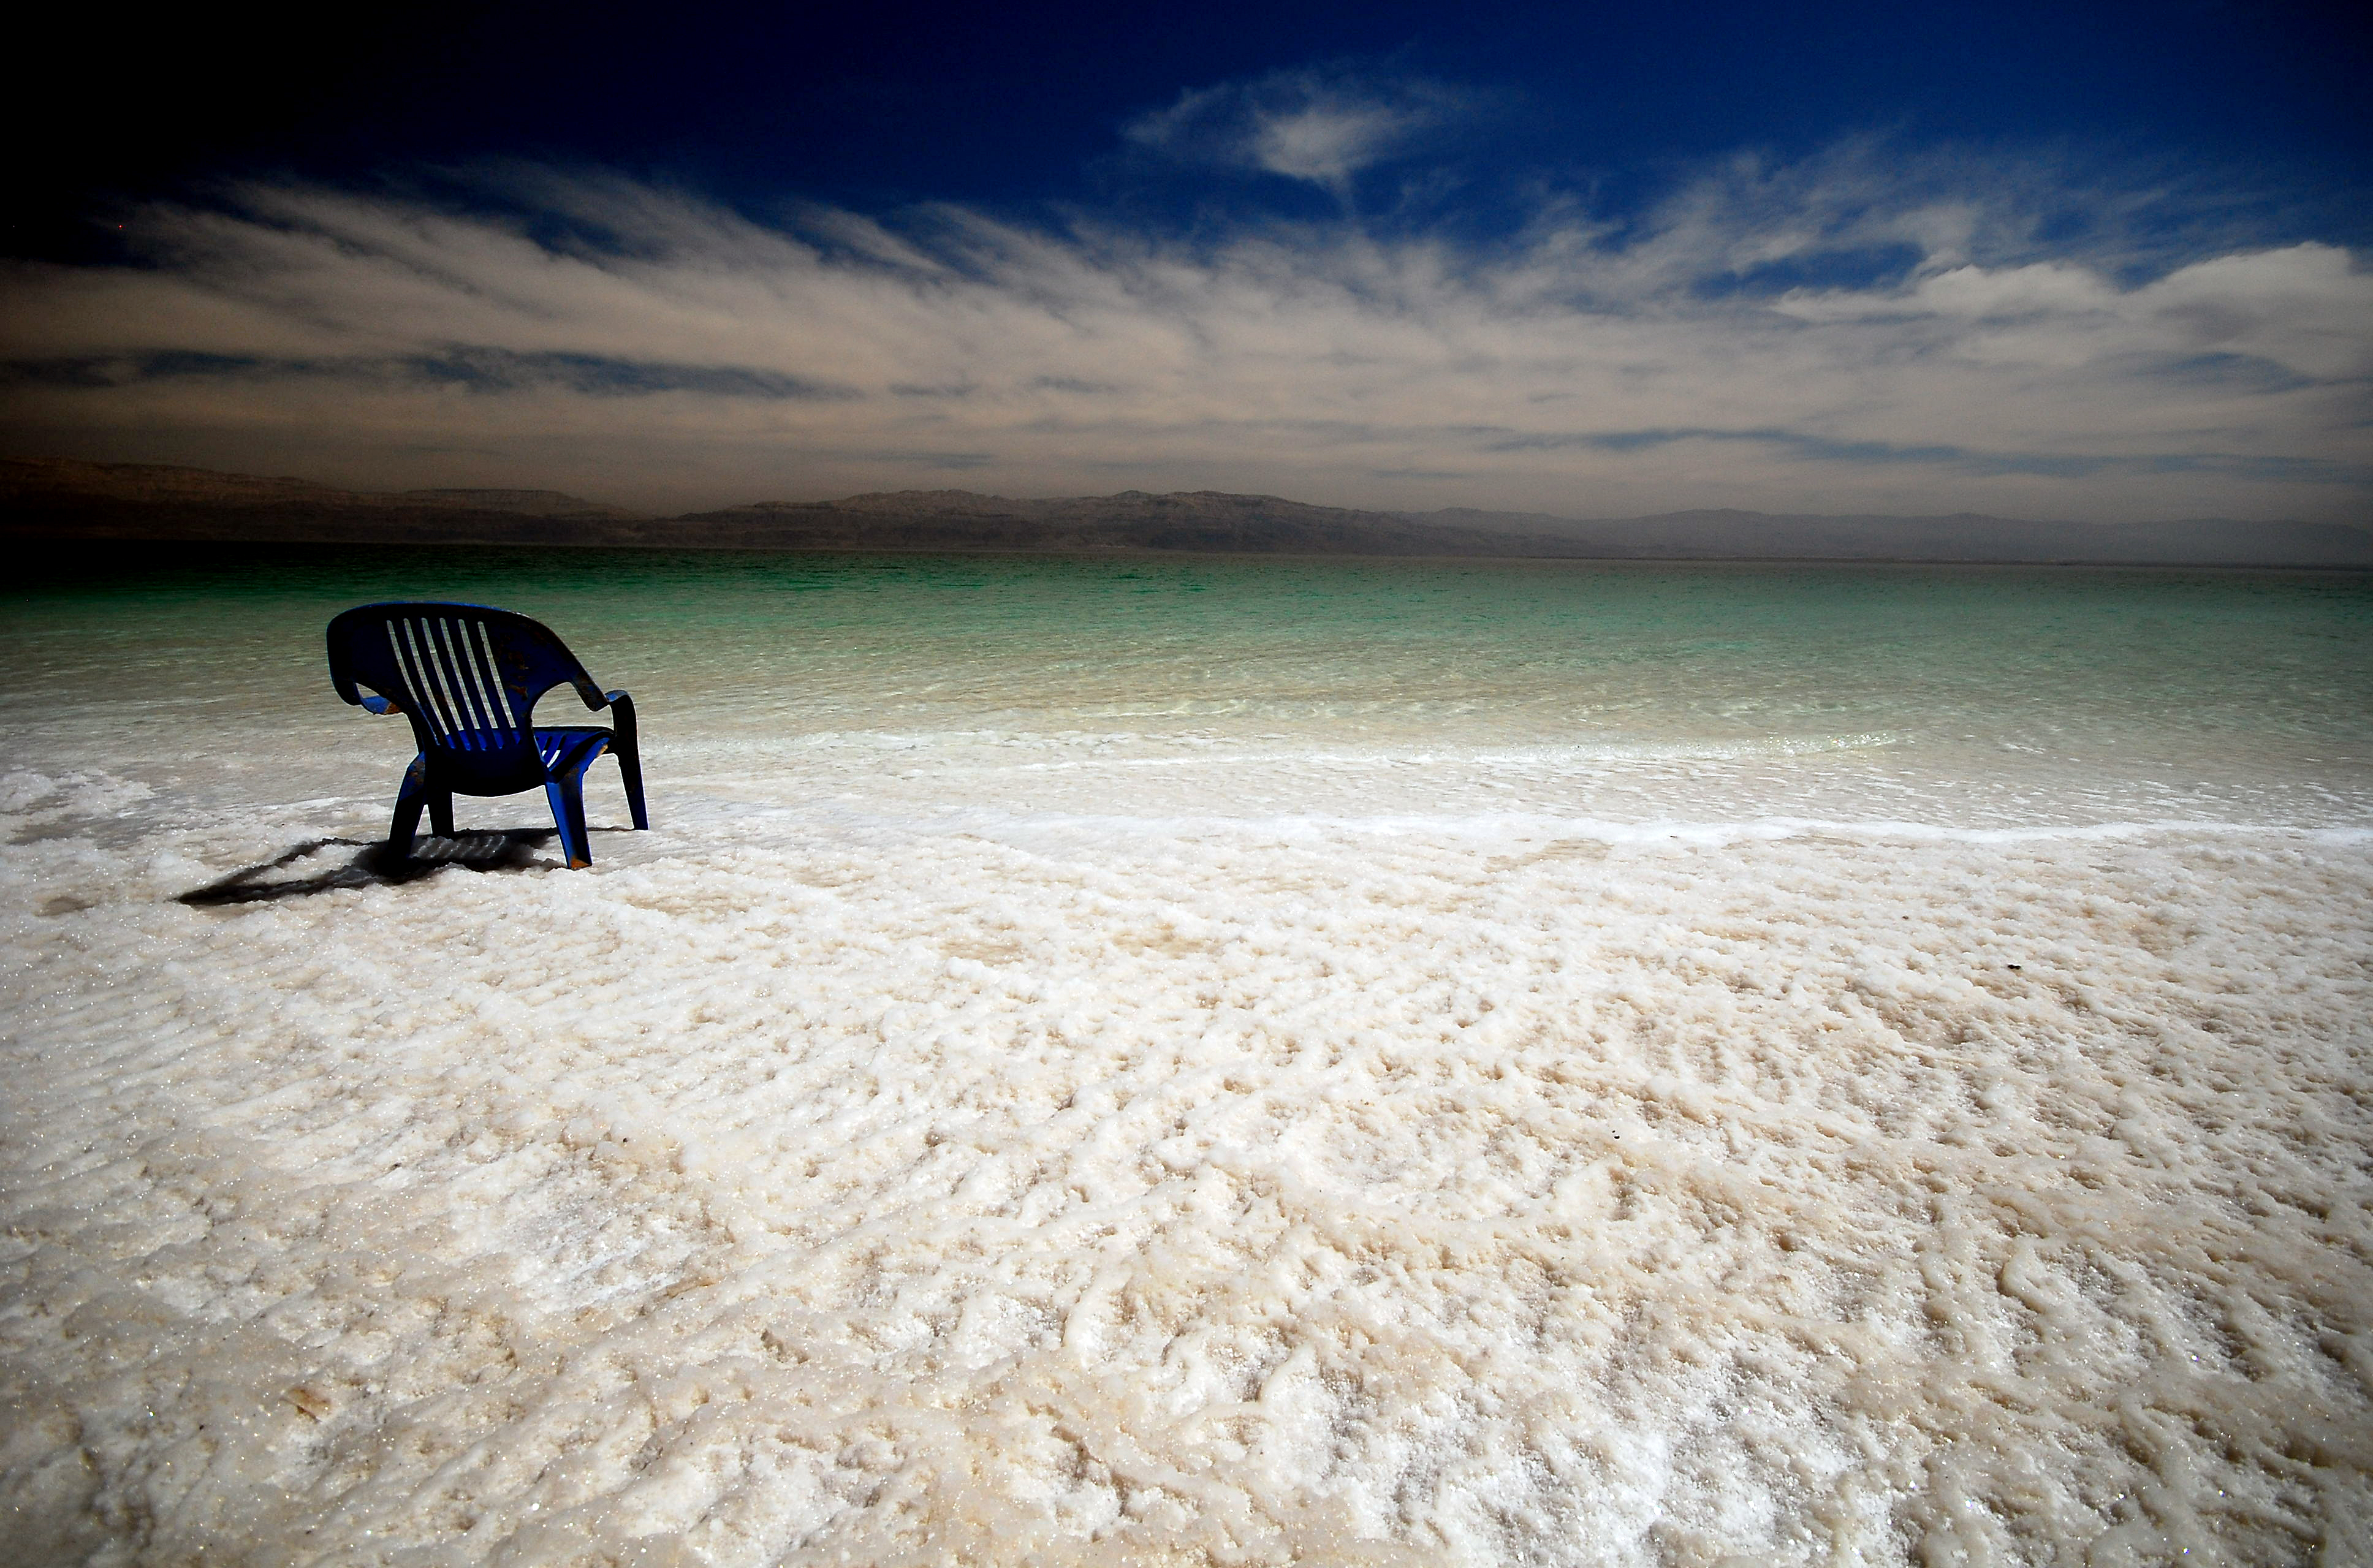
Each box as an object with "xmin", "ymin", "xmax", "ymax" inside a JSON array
[
  {"xmin": 1771, "ymin": 243, "xmax": 2373, "ymax": 382},
  {"xmin": 2, "ymin": 154, "xmax": 2366, "ymax": 521},
  {"xmin": 1126, "ymin": 70, "xmax": 1479, "ymax": 197},
  {"xmin": 1248, "ymin": 101, "xmax": 1408, "ymax": 187},
  {"xmin": 1776, "ymin": 263, "xmax": 2121, "ymax": 322}
]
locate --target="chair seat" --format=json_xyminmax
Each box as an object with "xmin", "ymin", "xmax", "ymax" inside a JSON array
[
  {"xmin": 535, "ymin": 727, "xmax": 617, "ymax": 775},
  {"xmin": 416, "ymin": 727, "xmax": 615, "ymax": 796}
]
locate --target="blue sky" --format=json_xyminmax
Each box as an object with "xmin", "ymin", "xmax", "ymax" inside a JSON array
[{"xmin": 3, "ymin": 0, "xmax": 2366, "ymax": 520}]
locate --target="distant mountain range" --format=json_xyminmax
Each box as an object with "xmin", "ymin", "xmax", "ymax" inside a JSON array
[{"xmin": 6, "ymin": 457, "xmax": 2368, "ymax": 567}]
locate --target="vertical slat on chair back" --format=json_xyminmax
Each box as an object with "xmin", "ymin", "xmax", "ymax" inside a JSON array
[{"xmin": 382, "ymin": 608, "xmax": 528, "ymax": 754}]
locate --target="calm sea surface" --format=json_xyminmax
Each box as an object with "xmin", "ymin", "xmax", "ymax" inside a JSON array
[{"xmin": 9, "ymin": 545, "xmax": 2372, "ymax": 830}]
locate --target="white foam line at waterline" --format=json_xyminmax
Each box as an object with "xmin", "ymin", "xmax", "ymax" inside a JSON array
[
  {"xmin": 773, "ymin": 730, "xmax": 1917, "ymax": 767},
  {"xmin": 1462, "ymin": 732, "xmax": 1915, "ymax": 763},
  {"xmin": 1735, "ymin": 816, "xmax": 2373, "ymax": 846},
  {"xmin": 848, "ymin": 803, "xmax": 2373, "ymax": 849}
]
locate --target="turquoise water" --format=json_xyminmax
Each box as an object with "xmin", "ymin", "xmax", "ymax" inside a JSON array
[{"xmin": 8, "ymin": 545, "xmax": 2371, "ymax": 828}]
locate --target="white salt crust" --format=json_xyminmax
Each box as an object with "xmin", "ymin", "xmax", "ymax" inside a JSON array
[{"xmin": 3, "ymin": 793, "xmax": 2369, "ymax": 1566}]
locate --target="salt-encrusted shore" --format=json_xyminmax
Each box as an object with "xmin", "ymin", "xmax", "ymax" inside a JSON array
[{"xmin": 4, "ymin": 781, "xmax": 2369, "ymax": 1563}]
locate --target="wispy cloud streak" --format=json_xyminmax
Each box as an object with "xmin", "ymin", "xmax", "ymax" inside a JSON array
[
  {"xmin": 1125, "ymin": 69, "xmax": 1488, "ymax": 199},
  {"xmin": 2, "ymin": 146, "xmax": 2366, "ymax": 519}
]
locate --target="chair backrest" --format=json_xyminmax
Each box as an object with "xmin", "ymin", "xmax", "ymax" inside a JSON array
[{"xmin": 328, "ymin": 603, "xmax": 603, "ymax": 770}]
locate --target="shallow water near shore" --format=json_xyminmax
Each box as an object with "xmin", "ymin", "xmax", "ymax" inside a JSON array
[{"xmin": 4, "ymin": 547, "xmax": 2371, "ymax": 1564}]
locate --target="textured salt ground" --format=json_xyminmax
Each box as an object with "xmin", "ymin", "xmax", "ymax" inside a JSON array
[{"xmin": 3, "ymin": 802, "xmax": 2370, "ymax": 1566}]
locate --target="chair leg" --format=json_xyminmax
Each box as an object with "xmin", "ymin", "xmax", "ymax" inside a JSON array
[
  {"xmin": 545, "ymin": 776, "xmax": 593, "ymax": 868},
  {"xmin": 428, "ymin": 788, "xmax": 455, "ymax": 839},
  {"xmin": 608, "ymin": 694, "xmax": 649, "ymax": 830},
  {"xmin": 388, "ymin": 756, "xmax": 428, "ymax": 858},
  {"xmin": 615, "ymin": 741, "xmax": 648, "ymax": 831}
]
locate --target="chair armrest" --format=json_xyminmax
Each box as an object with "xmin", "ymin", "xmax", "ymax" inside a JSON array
[{"xmin": 602, "ymin": 691, "xmax": 638, "ymax": 744}]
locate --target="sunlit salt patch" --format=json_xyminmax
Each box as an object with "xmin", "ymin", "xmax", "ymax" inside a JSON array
[
  {"xmin": 4, "ymin": 801, "xmax": 2369, "ymax": 1564},
  {"xmin": 0, "ymin": 767, "xmax": 155, "ymax": 835}
]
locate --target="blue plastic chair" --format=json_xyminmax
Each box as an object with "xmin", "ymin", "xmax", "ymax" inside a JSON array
[{"xmin": 327, "ymin": 602, "xmax": 647, "ymax": 868}]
